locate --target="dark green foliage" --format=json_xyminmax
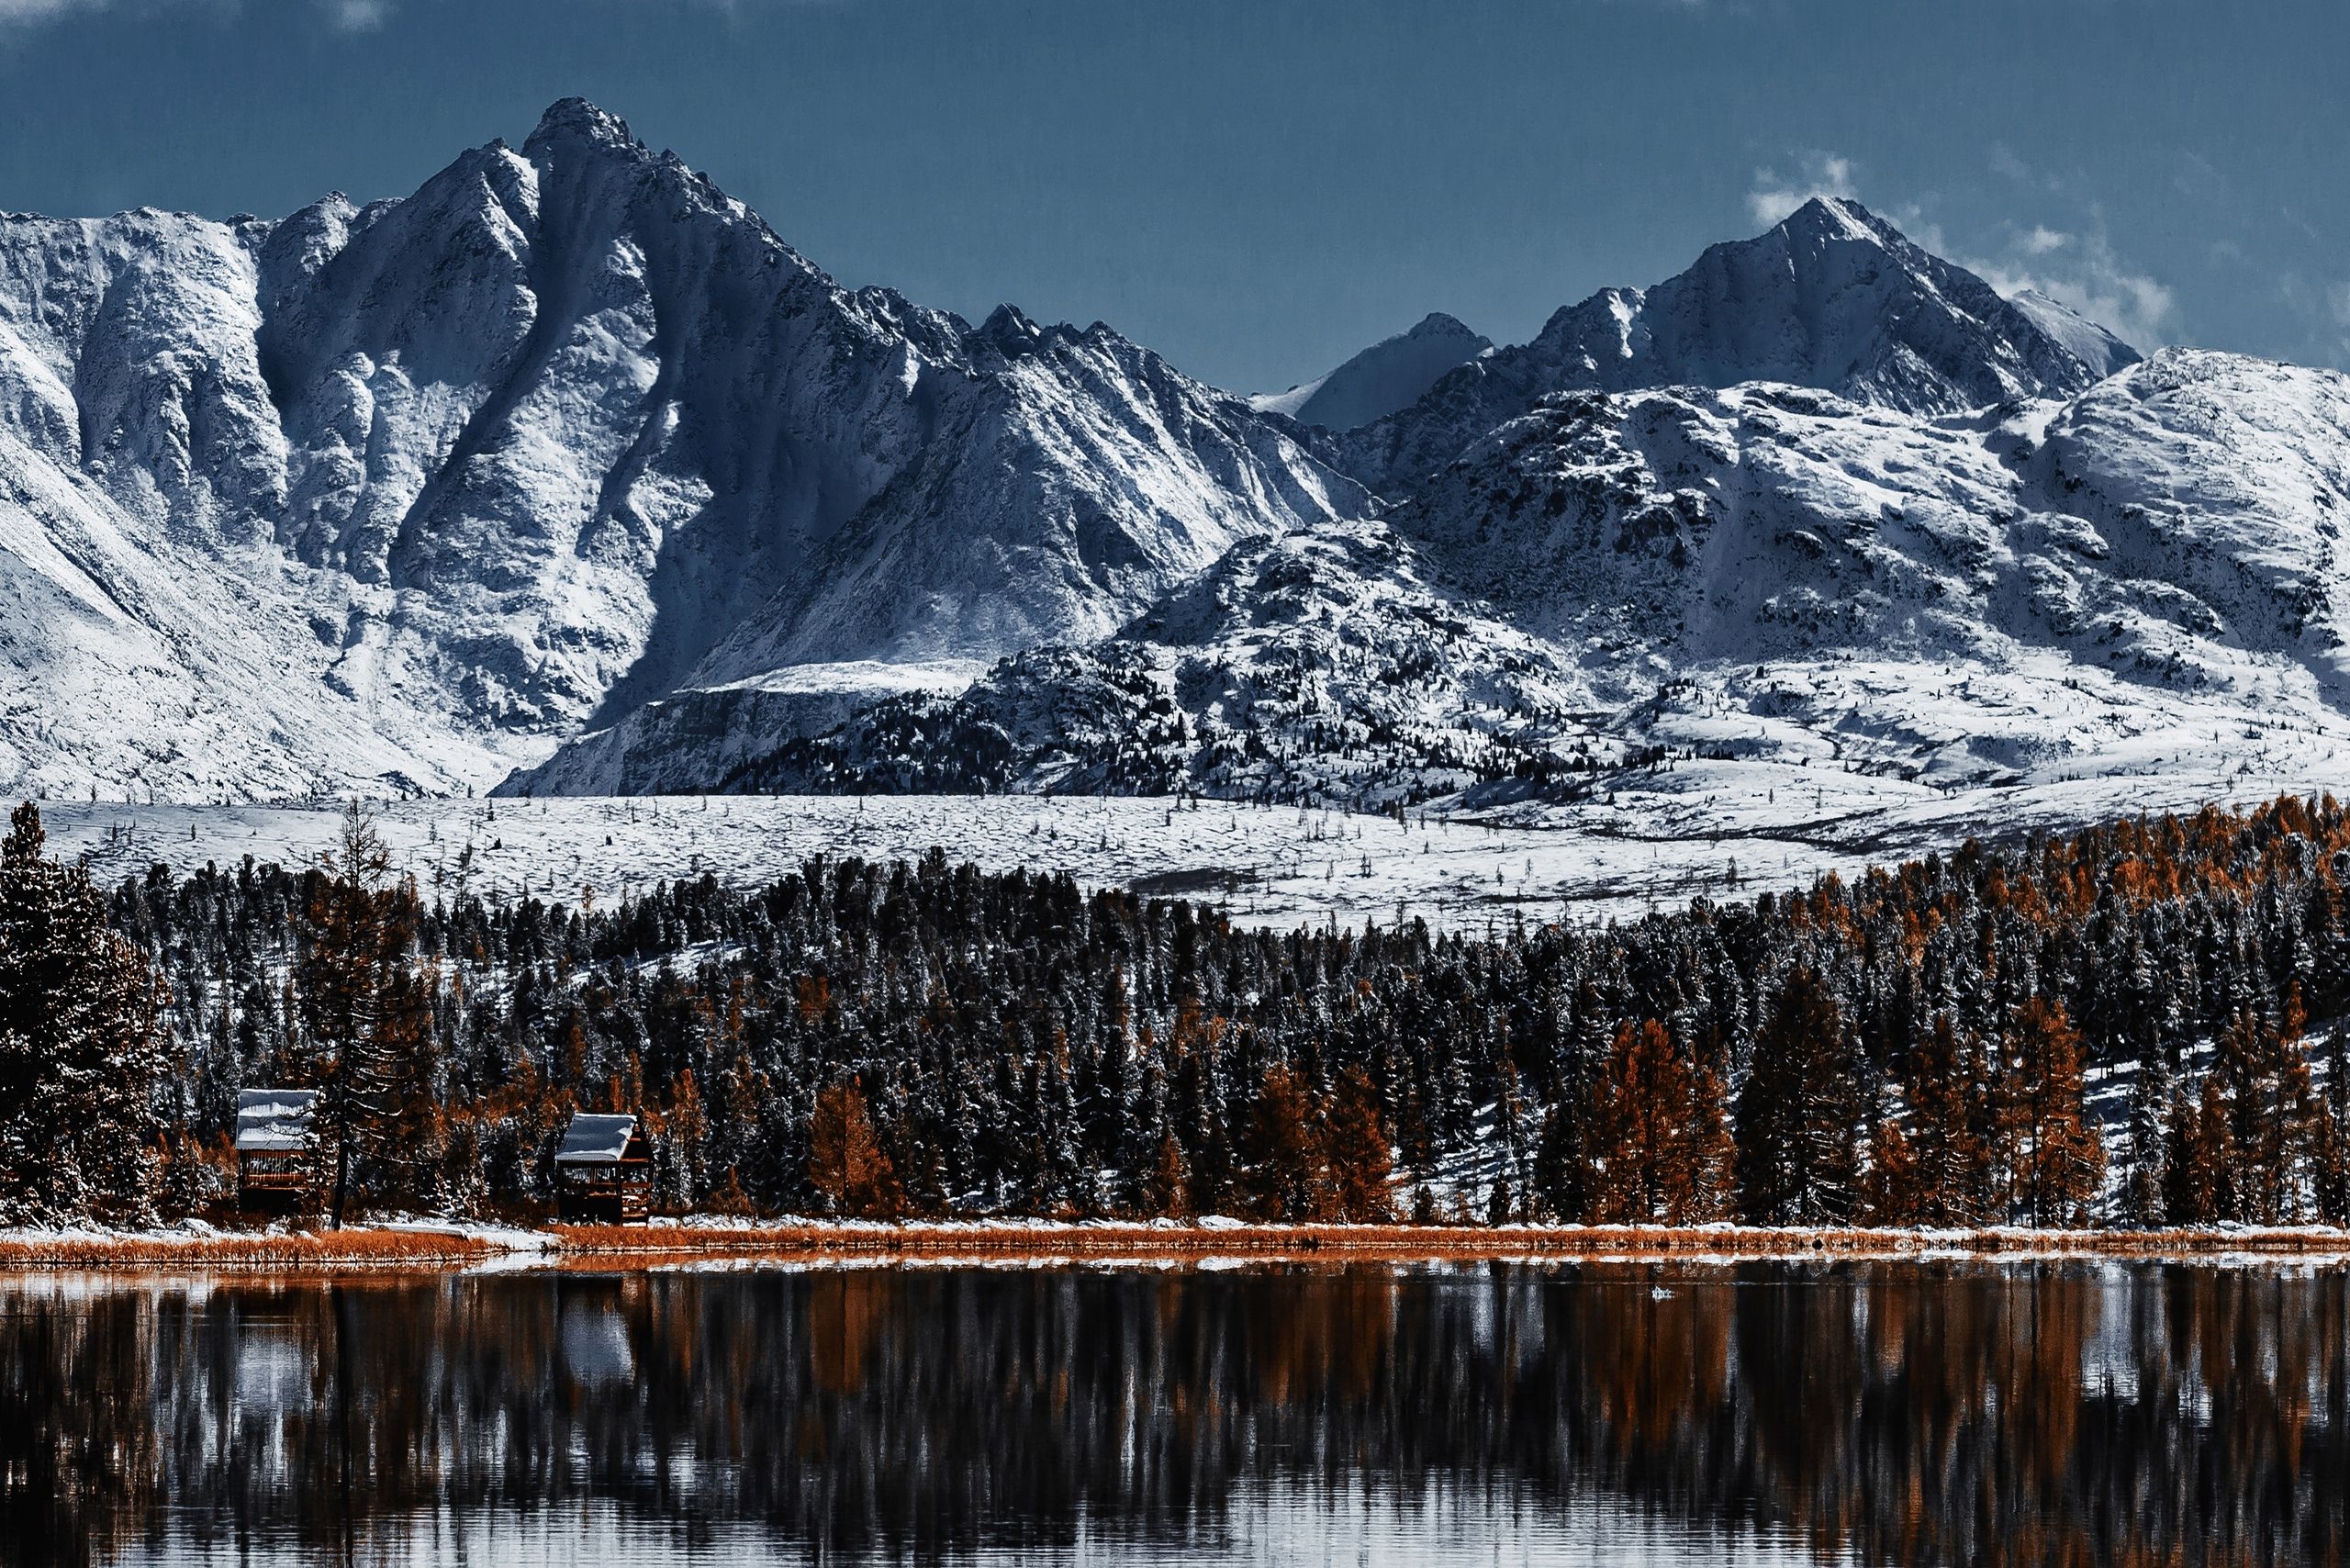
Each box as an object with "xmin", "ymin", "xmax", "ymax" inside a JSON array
[
  {"xmin": 0, "ymin": 804, "xmax": 171, "ymax": 1225},
  {"xmin": 1735, "ymin": 968, "xmax": 1862, "ymax": 1224},
  {"xmin": 72, "ymin": 792, "xmax": 2350, "ymax": 1226}
]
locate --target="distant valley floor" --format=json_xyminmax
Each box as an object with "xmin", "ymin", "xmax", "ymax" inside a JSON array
[{"xmin": 39, "ymin": 738, "xmax": 2350, "ymax": 933}]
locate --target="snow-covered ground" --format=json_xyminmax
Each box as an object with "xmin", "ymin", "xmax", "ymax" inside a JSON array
[{"xmin": 41, "ymin": 728, "xmax": 2338, "ymax": 934}]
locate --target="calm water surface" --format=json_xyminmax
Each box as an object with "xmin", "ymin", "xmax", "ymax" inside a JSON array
[{"xmin": 4, "ymin": 1259, "xmax": 2345, "ymax": 1566}]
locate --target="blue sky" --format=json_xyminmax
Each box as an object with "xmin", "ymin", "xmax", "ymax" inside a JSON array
[{"xmin": 2, "ymin": 0, "xmax": 2344, "ymax": 394}]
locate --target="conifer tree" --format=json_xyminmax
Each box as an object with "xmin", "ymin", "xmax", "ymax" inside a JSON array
[
  {"xmin": 808, "ymin": 1077, "xmax": 903, "ymax": 1218},
  {"xmin": 2119, "ymin": 1052, "xmax": 2174, "ymax": 1227},
  {"xmin": 2009, "ymin": 998, "xmax": 2105, "ymax": 1226},
  {"xmin": 1901, "ymin": 1014, "xmax": 1990, "ymax": 1226},
  {"xmin": 1533, "ymin": 1098, "xmax": 1592, "ymax": 1223},
  {"xmin": 1735, "ymin": 968, "xmax": 1862, "ymax": 1224},
  {"xmin": 296, "ymin": 802, "xmax": 431, "ymax": 1225},
  {"xmin": 1594, "ymin": 1019, "xmax": 1698, "ymax": 1223},
  {"xmin": 2213, "ymin": 991, "xmax": 2314, "ymax": 1222},
  {"xmin": 2160, "ymin": 1082, "xmax": 2203, "ymax": 1225},
  {"xmin": 2315, "ymin": 1024, "xmax": 2350, "ymax": 1226},
  {"xmin": 1859, "ymin": 1114, "xmax": 1920, "ymax": 1226},
  {"xmin": 1141, "ymin": 1127, "xmax": 1192, "ymax": 1217},
  {"xmin": 1687, "ymin": 1057, "xmax": 1738, "ymax": 1221},
  {"xmin": 655, "ymin": 1067, "xmax": 711, "ymax": 1212},
  {"xmin": 1324, "ymin": 1064, "xmax": 1393, "ymax": 1221},
  {"xmin": 2166, "ymin": 1075, "xmax": 2236, "ymax": 1225},
  {"xmin": 0, "ymin": 803, "xmax": 170, "ymax": 1225},
  {"xmin": 1531, "ymin": 987, "xmax": 1607, "ymax": 1221},
  {"xmin": 1243, "ymin": 1061, "xmax": 1329, "ymax": 1221}
]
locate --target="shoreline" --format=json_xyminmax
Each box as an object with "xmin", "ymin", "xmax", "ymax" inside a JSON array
[{"xmin": 6, "ymin": 1219, "xmax": 2350, "ymax": 1272}]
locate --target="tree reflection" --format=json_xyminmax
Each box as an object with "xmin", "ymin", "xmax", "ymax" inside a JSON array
[{"xmin": 1, "ymin": 1261, "xmax": 2344, "ymax": 1566}]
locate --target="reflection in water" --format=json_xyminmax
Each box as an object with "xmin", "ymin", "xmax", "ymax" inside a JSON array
[{"xmin": 1, "ymin": 1260, "xmax": 2344, "ymax": 1566}]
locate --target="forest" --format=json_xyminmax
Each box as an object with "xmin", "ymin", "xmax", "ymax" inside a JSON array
[{"xmin": 2, "ymin": 790, "xmax": 2347, "ymax": 1230}]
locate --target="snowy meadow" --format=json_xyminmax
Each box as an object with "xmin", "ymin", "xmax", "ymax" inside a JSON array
[{"xmin": 42, "ymin": 734, "xmax": 2350, "ymax": 935}]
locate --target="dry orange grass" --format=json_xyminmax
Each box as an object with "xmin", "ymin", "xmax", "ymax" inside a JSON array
[
  {"xmin": 0, "ymin": 1227, "xmax": 498, "ymax": 1271},
  {"xmin": 7, "ymin": 1222, "xmax": 2344, "ymax": 1272},
  {"xmin": 545, "ymin": 1220, "xmax": 2350, "ymax": 1264}
]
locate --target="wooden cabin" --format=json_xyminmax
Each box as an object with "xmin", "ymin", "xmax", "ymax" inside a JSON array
[
  {"xmin": 555, "ymin": 1113, "xmax": 655, "ymax": 1224},
  {"xmin": 235, "ymin": 1088, "xmax": 320, "ymax": 1214}
]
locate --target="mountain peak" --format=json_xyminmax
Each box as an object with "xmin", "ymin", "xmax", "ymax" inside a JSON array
[
  {"xmin": 972, "ymin": 302, "xmax": 1048, "ymax": 359},
  {"xmin": 1335, "ymin": 192, "xmax": 2115, "ymax": 489},
  {"xmin": 1404, "ymin": 311, "xmax": 1479, "ymax": 341},
  {"xmin": 1251, "ymin": 312, "xmax": 1492, "ymax": 430},
  {"xmin": 525, "ymin": 97, "xmax": 638, "ymax": 155},
  {"xmin": 1773, "ymin": 193, "xmax": 1882, "ymax": 242}
]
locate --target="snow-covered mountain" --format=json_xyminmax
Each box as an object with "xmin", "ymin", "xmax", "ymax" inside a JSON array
[
  {"xmin": 1330, "ymin": 197, "xmax": 2131, "ymax": 494},
  {"xmin": 8, "ymin": 115, "xmax": 2345, "ymax": 826},
  {"xmin": 642, "ymin": 348, "xmax": 2350, "ymax": 809},
  {"xmin": 516, "ymin": 195, "xmax": 2182, "ymax": 800},
  {"xmin": 0, "ymin": 99, "xmax": 1358, "ymax": 799},
  {"xmin": 1381, "ymin": 348, "xmax": 2350, "ymax": 787},
  {"xmin": 1249, "ymin": 312, "xmax": 1492, "ymax": 431},
  {"xmin": 1395, "ymin": 349, "xmax": 2350, "ymax": 700}
]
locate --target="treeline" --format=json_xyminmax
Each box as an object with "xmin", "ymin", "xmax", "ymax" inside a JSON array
[{"xmin": 6, "ymin": 791, "xmax": 2350, "ymax": 1229}]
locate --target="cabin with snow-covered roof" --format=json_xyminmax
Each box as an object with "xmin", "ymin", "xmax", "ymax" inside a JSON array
[
  {"xmin": 235, "ymin": 1088, "xmax": 320, "ymax": 1213},
  {"xmin": 555, "ymin": 1112, "xmax": 654, "ymax": 1223}
]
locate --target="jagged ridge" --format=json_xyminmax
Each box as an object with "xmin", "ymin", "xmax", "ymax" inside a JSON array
[{"xmin": 1330, "ymin": 196, "xmax": 2132, "ymax": 493}]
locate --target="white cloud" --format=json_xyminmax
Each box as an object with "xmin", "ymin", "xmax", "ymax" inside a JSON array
[
  {"xmin": 0, "ymin": 0, "xmax": 107, "ymax": 22},
  {"xmin": 1745, "ymin": 151, "xmax": 1857, "ymax": 228},
  {"xmin": 2272, "ymin": 273, "xmax": 2350, "ymax": 370},
  {"xmin": 1966, "ymin": 227, "xmax": 2177, "ymax": 352},
  {"xmin": 1, "ymin": 0, "xmax": 391, "ymax": 28}
]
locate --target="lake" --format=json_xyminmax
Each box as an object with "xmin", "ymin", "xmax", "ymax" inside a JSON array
[{"xmin": 4, "ymin": 1259, "xmax": 2343, "ymax": 1565}]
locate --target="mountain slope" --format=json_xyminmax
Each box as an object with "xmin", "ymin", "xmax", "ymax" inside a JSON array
[
  {"xmin": 692, "ymin": 305, "xmax": 1360, "ymax": 681},
  {"xmin": 1333, "ymin": 197, "xmax": 2124, "ymax": 493},
  {"xmin": 710, "ymin": 520, "xmax": 1611, "ymax": 805},
  {"xmin": 509, "ymin": 325, "xmax": 2333, "ymax": 805},
  {"xmin": 2007, "ymin": 288, "xmax": 2140, "ymax": 381},
  {"xmin": 1249, "ymin": 312, "xmax": 1492, "ymax": 431},
  {"xmin": 666, "ymin": 348, "xmax": 2350, "ymax": 810},
  {"xmin": 1382, "ymin": 348, "xmax": 2350, "ymax": 786}
]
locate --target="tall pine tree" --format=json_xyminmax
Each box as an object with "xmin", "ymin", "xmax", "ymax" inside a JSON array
[
  {"xmin": 2008, "ymin": 998, "xmax": 2105, "ymax": 1226},
  {"xmin": 296, "ymin": 802, "xmax": 432, "ymax": 1226},
  {"xmin": 0, "ymin": 803, "xmax": 171, "ymax": 1225},
  {"xmin": 1735, "ymin": 968, "xmax": 1862, "ymax": 1225}
]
